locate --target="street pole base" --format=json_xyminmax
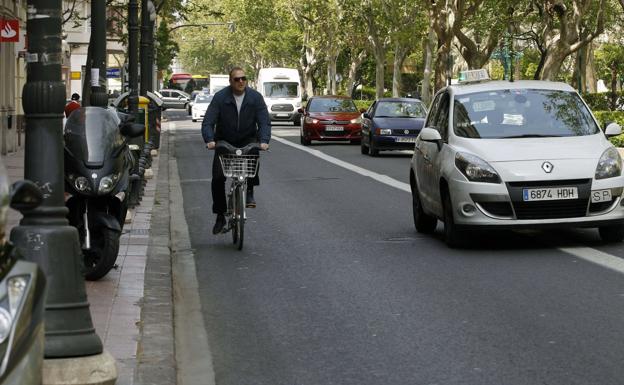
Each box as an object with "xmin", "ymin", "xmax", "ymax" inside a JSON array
[{"xmin": 43, "ymin": 350, "xmax": 117, "ymax": 385}]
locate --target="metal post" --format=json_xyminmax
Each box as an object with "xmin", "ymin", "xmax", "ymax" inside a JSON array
[
  {"xmin": 128, "ymin": 0, "xmax": 140, "ymax": 113},
  {"xmin": 90, "ymin": 0, "xmax": 108, "ymax": 107},
  {"xmin": 12, "ymin": 0, "xmax": 103, "ymax": 358}
]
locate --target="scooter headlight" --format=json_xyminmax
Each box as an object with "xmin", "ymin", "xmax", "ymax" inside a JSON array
[
  {"xmin": 74, "ymin": 176, "xmax": 90, "ymax": 192},
  {"xmin": 98, "ymin": 173, "xmax": 120, "ymax": 195}
]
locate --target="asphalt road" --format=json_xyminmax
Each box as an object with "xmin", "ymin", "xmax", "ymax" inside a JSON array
[{"xmin": 166, "ymin": 109, "xmax": 624, "ymax": 385}]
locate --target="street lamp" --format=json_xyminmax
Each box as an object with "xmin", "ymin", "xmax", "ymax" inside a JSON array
[{"xmin": 12, "ymin": 0, "xmax": 115, "ymax": 381}]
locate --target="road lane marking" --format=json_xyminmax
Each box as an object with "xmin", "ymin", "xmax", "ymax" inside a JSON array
[
  {"xmin": 273, "ymin": 136, "xmax": 624, "ymax": 274},
  {"xmin": 559, "ymin": 247, "xmax": 624, "ymax": 274},
  {"xmin": 272, "ymin": 136, "xmax": 410, "ymax": 192}
]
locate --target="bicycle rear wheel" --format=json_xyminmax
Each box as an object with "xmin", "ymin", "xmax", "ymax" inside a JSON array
[{"xmin": 232, "ymin": 185, "xmax": 245, "ymax": 250}]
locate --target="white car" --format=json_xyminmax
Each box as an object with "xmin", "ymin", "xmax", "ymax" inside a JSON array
[
  {"xmin": 192, "ymin": 94, "xmax": 213, "ymax": 122},
  {"xmin": 410, "ymin": 70, "xmax": 624, "ymax": 247}
]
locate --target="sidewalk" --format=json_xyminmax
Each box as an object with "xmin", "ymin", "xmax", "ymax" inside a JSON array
[{"xmin": 2, "ymin": 125, "xmax": 176, "ymax": 385}]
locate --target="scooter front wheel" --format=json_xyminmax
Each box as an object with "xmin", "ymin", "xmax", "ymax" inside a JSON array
[{"xmin": 84, "ymin": 226, "xmax": 120, "ymax": 280}]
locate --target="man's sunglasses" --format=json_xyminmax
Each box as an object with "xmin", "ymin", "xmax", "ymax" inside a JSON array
[{"xmin": 233, "ymin": 76, "xmax": 247, "ymax": 82}]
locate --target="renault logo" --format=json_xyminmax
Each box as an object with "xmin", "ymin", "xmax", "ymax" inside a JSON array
[{"xmin": 542, "ymin": 161, "xmax": 554, "ymax": 173}]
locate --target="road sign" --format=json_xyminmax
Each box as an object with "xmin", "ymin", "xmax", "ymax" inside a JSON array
[{"xmin": 106, "ymin": 68, "xmax": 121, "ymax": 78}]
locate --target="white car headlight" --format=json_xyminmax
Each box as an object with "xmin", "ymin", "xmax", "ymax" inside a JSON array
[
  {"xmin": 8, "ymin": 276, "xmax": 29, "ymax": 317},
  {"xmin": 455, "ymin": 152, "xmax": 501, "ymax": 184},
  {"xmin": 595, "ymin": 147, "xmax": 622, "ymax": 180},
  {"xmin": 350, "ymin": 116, "xmax": 362, "ymax": 124},
  {"xmin": 0, "ymin": 308, "xmax": 11, "ymax": 344},
  {"xmin": 305, "ymin": 117, "xmax": 318, "ymax": 124}
]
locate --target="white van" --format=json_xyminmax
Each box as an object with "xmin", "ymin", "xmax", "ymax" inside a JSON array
[
  {"xmin": 209, "ymin": 74, "xmax": 229, "ymax": 95},
  {"xmin": 257, "ymin": 68, "xmax": 302, "ymax": 125}
]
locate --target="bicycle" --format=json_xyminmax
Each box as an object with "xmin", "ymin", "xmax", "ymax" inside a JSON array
[{"xmin": 216, "ymin": 141, "xmax": 261, "ymax": 250}]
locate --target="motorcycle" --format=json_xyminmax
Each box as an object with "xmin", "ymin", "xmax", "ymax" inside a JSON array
[{"xmin": 64, "ymin": 107, "xmax": 144, "ymax": 280}]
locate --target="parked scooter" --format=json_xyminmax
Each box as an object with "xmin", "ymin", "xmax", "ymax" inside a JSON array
[{"xmin": 64, "ymin": 107, "xmax": 144, "ymax": 280}]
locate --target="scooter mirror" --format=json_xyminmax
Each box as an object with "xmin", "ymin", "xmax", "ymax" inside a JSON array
[
  {"xmin": 9, "ymin": 180, "xmax": 43, "ymax": 212},
  {"xmin": 121, "ymin": 122, "xmax": 145, "ymax": 138}
]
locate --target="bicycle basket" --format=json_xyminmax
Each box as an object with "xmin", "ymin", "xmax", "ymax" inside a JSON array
[{"xmin": 219, "ymin": 154, "xmax": 259, "ymax": 178}]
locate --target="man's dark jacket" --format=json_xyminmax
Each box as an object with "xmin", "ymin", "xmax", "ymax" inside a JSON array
[{"xmin": 201, "ymin": 86, "xmax": 271, "ymax": 146}]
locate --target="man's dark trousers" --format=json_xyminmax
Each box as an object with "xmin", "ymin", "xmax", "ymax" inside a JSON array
[{"xmin": 212, "ymin": 142, "xmax": 260, "ymax": 214}]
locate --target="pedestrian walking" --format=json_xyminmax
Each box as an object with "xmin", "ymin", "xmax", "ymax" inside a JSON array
[{"xmin": 65, "ymin": 93, "xmax": 81, "ymax": 118}]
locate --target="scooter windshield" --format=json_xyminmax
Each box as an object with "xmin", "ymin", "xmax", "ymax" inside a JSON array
[{"xmin": 64, "ymin": 107, "xmax": 124, "ymax": 165}]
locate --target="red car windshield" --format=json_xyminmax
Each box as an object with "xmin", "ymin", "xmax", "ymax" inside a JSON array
[{"xmin": 308, "ymin": 98, "xmax": 357, "ymax": 113}]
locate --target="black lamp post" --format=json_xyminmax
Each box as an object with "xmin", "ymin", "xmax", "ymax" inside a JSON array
[{"xmin": 11, "ymin": 0, "xmax": 103, "ymax": 358}]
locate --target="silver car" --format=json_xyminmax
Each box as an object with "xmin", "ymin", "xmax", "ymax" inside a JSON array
[
  {"xmin": 410, "ymin": 70, "xmax": 624, "ymax": 247},
  {"xmin": 157, "ymin": 89, "xmax": 190, "ymax": 110},
  {"xmin": 0, "ymin": 162, "xmax": 46, "ymax": 384}
]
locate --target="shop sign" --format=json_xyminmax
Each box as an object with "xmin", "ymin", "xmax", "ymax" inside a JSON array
[{"xmin": 0, "ymin": 19, "xmax": 19, "ymax": 43}]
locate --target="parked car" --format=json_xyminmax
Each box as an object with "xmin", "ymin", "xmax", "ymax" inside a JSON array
[
  {"xmin": 298, "ymin": 96, "xmax": 363, "ymax": 146},
  {"xmin": 192, "ymin": 94, "xmax": 213, "ymax": 122},
  {"xmin": 410, "ymin": 69, "xmax": 624, "ymax": 247},
  {"xmin": 157, "ymin": 89, "xmax": 190, "ymax": 110},
  {"xmin": 361, "ymin": 97, "xmax": 427, "ymax": 156},
  {"xmin": 0, "ymin": 162, "xmax": 46, "ymax": 384},
  {"xmin": 187, "ymin": 91, "xmax": 202, "ymax": 115}
]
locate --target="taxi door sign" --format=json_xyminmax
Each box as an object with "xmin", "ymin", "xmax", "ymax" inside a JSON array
[{"xmin": 0, "ymin": 19, "xmax": 19, "ymax": 43}]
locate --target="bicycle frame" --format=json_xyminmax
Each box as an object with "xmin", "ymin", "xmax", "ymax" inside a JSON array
[{"xmin": 216, "ymin": 141, "xmax": 260, "ymax": 250}]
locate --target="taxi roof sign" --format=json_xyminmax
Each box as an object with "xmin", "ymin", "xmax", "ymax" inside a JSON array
[{"xmin": 458, "ymin": 69, "xmax": 490, "ymax": 83}]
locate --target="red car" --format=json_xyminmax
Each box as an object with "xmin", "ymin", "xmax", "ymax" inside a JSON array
[{"xmin": 299, "ymin": 96, "xmax": 363, "ymax": 146}]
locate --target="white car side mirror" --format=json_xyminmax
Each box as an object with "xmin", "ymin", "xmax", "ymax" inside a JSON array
[
  {"xmin": 605, "ymin": 122, "xmax": 622, "ymax": 138},
  {"xmin": 419, "ymin": 127, "xmax": 443, "ymax": 151},
  {"xmin": 420, "ymin": 127, "xmax": 442, "ymax": 141}
]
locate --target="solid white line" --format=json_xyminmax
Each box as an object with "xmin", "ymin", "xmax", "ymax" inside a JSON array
[
  {"xmin": 273, "ymin": 135, "xmax": 624, "ymax": 275},
  {"xmin": 272, "ymin": 136, "xmax": 411, "ymax": 192},
  {"xmin": 558, "ymin": 247, "xmax": 624, "ymax": 274}
]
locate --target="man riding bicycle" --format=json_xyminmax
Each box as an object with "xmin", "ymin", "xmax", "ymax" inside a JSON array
[{"xmin": 201, "ymin": 67, "xmax": 271, "ymax": 234}]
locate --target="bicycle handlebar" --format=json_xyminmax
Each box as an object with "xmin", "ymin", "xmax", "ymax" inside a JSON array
[{"xmin": 212, "ymin": 141, "xmax": 263, "ymax": 154}]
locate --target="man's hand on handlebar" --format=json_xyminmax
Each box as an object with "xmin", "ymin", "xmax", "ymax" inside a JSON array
[{"xmin": 206, "ymin": 141, "xmax": 216, "ymax": 149}]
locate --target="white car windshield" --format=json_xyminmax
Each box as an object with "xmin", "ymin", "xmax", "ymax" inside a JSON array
[
  {"xmin": 264, "ymin": 82, "xmax": 298, "ymax": 98},
  {"xmin": 195, "ymin": 95, "xmax": 213, "ymax": 104},
  {"xmin": 453, "ymin": 89, "xmax": 600, "ymax": 139}
]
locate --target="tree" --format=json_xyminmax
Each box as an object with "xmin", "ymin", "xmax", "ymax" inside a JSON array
[
  {"xmin": 362, "ymin": 0, "xmax": 393, "ymax": 98},
  {"xmin": 595, "ymin": 43, "xmax": 624, "ymax": 109},
  {"xmin": 527, "ymin": 0, "xmax": 608, "ymax": 80}
]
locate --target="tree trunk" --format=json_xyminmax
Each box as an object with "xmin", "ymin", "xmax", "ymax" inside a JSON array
[
  {"xmin": 585, "ymin": 43, "xmax": 597, "ymax": 93},
  {"xmin": 434, "ymin": 43, "xmax": 450, "ymax": 91},
  {"xmin": 345, "ymin": 50, "xmax": 366, "ymax": 99},
  {"xmin": 374, "ymin": 46, "xmax": 386, "ymax": 99},
  {"xmin": 421, "ymin": 27, "xmax": 436, "ymax": 106},
  {"xmin": 392, "ymin": 44, "xmax": 408, "ymax": 97},
  {"xmin": 540, "ymin": 47, "xmax": 567, "ymax": 81}
]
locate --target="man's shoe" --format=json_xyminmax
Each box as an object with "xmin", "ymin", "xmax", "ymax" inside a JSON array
[
  {"xmin": 246, "ymin": 190, "xmax": 256, "ymax": 208},
  {"xmin": 212, "ymin": 214, "xmax": 226, "ymax": 234}
]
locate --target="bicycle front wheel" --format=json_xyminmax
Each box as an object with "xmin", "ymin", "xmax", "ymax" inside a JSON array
[{"xmin": 232, "ymin": 185, "xmax": 245, "ymax": 250}]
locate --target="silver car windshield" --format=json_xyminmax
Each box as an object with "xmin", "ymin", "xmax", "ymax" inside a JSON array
[{"xmin": 453, "ymin": 89, "xmax": 600, "ymax": 139}]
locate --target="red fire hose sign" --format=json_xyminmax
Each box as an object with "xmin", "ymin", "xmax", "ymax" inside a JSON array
[{"xmin": 0, "ymin": 19, "xmax": 19, "ymax": 43}]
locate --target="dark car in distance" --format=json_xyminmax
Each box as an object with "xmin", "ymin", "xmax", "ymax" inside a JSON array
[
  {"xmin": 361, "ymin": 98, "xmax": 427, "ymax": 156},
  {"xmin": 299, "ymin": 96, "xmax": 363, "ymax": 146}
]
